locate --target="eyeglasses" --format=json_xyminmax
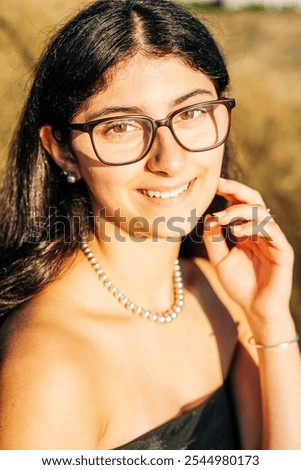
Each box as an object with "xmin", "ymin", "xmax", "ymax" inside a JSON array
[{"xmin": 68, "ymin": 98, "xmax": 236, "ymax": 166}]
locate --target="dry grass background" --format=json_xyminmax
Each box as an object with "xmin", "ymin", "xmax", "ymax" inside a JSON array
[{"xmin": 0, "ymin": 0, "xmax": 300, "ymax": 329}]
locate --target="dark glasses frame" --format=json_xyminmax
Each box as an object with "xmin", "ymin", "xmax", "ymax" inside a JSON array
[{"xmin": 67, "ymin": 98, "xmax": 236, "ymax": 166}]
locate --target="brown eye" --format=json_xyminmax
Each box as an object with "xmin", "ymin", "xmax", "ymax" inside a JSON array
[
  {"xmin": 98, "ymin": 120, "xmax": 139, "ymax": 139},
  {"xmin": 181, "ymin": 110, "xmax": 195, "ymax": 120},
  {"xmin": 104, "ymin": 120, "xmax": 140, "ymax": 135},
  {"xmin": 179, "ymin": 108, "xmax": 204, "ymax": 121},
  {"xmin": 112, "ymin": 123, "xmax": 128, "ymax": 133}
]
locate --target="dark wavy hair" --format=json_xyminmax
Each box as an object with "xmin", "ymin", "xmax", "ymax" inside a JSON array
[{"xmin": 0, "ymin": 0, "xmax": 230, "ymax": 317}]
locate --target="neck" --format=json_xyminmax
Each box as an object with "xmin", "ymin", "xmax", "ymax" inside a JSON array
[{"xmin": 85, "ymin": 227, "xmax": 182, "ymax": 313}]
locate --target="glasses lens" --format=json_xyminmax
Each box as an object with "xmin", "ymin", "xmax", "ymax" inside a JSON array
[
  {"xmin": 172, "ymin": 102, "xmax": 230, "ymax": 151},
  {"xmin": 92, "ymin": 118, "xmax": 152, "ymax": 164}
]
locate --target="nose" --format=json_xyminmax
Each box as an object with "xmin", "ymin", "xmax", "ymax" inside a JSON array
[{"xmin": 146, "ymin": 126, "xmax": 187, "ymax": 176}]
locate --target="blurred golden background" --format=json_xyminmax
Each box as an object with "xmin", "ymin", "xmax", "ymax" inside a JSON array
[{"xmin": 0, "ymin": 0, "xmax": 300, "ymax": 329}]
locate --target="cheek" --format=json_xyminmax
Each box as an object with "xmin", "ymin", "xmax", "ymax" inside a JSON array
[
  {"xmin": 84, "ymin": 174, "xmax": 120, "ymax": 216},
  {"xmin": 194, "ymin": 148, "xmax": 224, "ymax": 207},
  {"xmin": 78, "ymin": 163, "xmax": 142, "ymax": 211},
  {"xmin": 195, "ymin": 146, "xmax": 224, "ymax": 179},
  {"xmin": 212, "ymin": 146, "xmax": 224, "ymax": 176},
  {"xmin": 208, "ymin": 145, "xmax": 225, "ymax": 169},
  {"xmin": 71, "ymin": 132, "xmax": 94, "ymax": 158},
  {"xmin": 71, "ymin": 135, "xmax": 138, "ymax": 189}
]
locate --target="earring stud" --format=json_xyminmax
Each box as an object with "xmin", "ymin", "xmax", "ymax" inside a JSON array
[{"xmin": 63, "ymin": 170, "xmax": 77, "ymax": 184}]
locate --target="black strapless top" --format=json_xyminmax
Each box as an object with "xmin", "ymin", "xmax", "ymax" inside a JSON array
[
  {"xmin": 115, "ymin": 380, "xmax": 240, "ymax": 450},
  {"xmin": 114, "ymin": 264, "xmax": 242, "ymax": 451}
]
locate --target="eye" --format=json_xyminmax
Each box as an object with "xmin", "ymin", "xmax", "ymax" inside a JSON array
[
  {"xmin": 94, "ymin": 119, "xmax": 144, "ymax": 142},
  {"xmin": 178, "ymin": 108, "xmax": 205, "ymax": 121},
  {"xmin": 105, "ymin": 121, "xmax": 137, "ymax": 134}
]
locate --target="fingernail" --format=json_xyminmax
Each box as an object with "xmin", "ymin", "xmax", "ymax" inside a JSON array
[
  {"xmin": 207, "ymin": 220, "xmax": 219, "ymax": 228},
  {"xmin": 204, "ymin": 215, "xmax": 219, "ymax": 229},
  {"xmin": 213, "ymin": 210, "xmax": 226, "ymax": 218},
  {"xmin": 231, "ymin": 224, "xmax": 242, "ymax": 231}
]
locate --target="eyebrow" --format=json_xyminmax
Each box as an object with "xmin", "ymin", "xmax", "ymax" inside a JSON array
[
  {"xmin": 172, "ymin": 88, "xmax": 214, "ymax": 106},
  {"xmin": 87, "ymin": 106, "xmax": 143, "ymax": 121},
  {"xmin": 86, "ymin": 88, "xmax": 214, "ymax": 121}
]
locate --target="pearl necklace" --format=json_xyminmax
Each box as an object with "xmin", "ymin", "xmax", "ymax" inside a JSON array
[{"xmin": 81, "ymin": 241, "xmax": 185, "ymax": 323}]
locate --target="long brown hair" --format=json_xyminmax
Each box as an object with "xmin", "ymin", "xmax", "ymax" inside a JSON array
[{"xmin": 0, "ymin": 0, "xmax": 230, "ymax": 318}]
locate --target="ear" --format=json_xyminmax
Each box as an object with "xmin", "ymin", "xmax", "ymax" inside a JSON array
[{"xmin": 39, "ymin": 125, "xmax": 82, "ymax": 180}]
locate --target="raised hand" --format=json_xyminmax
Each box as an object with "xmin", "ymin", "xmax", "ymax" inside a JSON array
[{"xmin": 203, "ymin": 178, "xmax": 294, "ymax": 323}]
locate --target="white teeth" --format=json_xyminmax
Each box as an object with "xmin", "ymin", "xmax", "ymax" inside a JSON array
[{"xmin": 142, "ymin": 182, "xmax": 190, "ymax": 199}]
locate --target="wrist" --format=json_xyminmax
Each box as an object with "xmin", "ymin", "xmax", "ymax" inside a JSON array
[
  {"xmin": 244, "ymin": 309, "xmax": 297, "ymax": 345},
  {"xmin": 248, "ymin": 334, "xmax": 300, "ymax": 349}
]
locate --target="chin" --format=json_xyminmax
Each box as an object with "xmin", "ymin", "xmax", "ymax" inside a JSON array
[{"xmin": 128, "ymin": 213, "xmax": 203, "ymax": 243}]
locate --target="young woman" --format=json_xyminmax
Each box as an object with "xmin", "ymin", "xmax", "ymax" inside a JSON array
[{"xmin": 0, "ymin": 0, "xmax": 300, "ymax": 450}]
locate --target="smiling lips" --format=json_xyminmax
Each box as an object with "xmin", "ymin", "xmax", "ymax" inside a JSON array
[{"xmin": 141, "ymin": 181, "xmax": 190, "ymax": 199}]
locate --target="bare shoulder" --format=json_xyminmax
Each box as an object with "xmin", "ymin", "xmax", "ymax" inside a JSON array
[{"xmin": 0, "ymin": 302, "xmax": 106, "ymax": 449}]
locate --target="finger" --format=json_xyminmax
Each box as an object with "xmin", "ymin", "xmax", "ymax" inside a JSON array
[
  {"xmin": 203, "ymin": 215, "xmax": 230, "ymax": 267},
  {"xmin": 217, "ymin": 177, "xmax": 266, "ymax": 206},
  {"xmin": 212, "ymin": 204, "xmax": 274, "ymax": 228},
  {"xmin": 213, "ymin": 204, "xmax": 277, "ymax": 245},
  {"xmin": 230, "ymin": 218, "xmax": 293, "ymax": 254},
  {"xmin": 230, "ymin": 220, "xmax": 273, "ymax": 242}
]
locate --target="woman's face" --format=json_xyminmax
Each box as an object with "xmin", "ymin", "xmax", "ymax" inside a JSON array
[{"xmin": 70, "ymin": 54, "xmax": 225, "ymax": 241}]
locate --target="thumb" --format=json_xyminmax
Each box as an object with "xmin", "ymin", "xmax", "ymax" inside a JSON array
[{"xmin": 203, "ymin": 215, "xmax": 230, "ymax": 267}]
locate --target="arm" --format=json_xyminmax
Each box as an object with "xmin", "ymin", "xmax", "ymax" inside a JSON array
[{"xmin": 203, "ymin": 177, "xmax": 301, "ymax": 450}]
